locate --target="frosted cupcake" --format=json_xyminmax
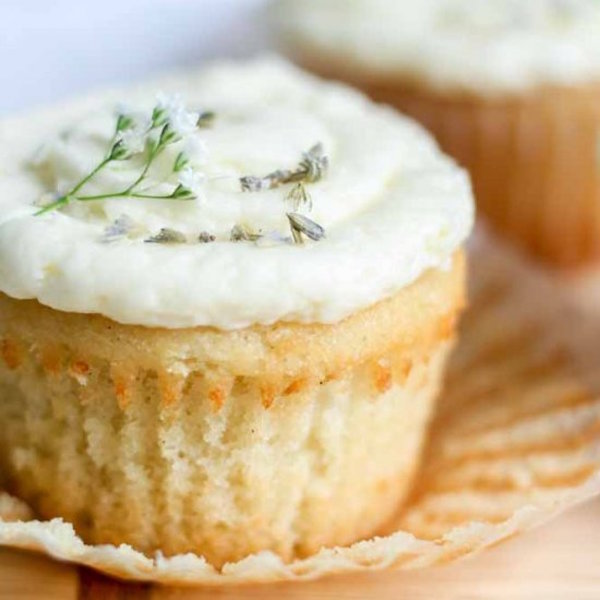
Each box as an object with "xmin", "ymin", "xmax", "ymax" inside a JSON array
[
  {"xmin": 0, "ymin": 59, "xmax": 473, "ymax": 566},
  {"xmin": 275, "ymin": 0, "xmax": 600, "ymax": 267}
]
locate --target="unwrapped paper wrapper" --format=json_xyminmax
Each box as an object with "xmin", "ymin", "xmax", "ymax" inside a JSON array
[{"xmin": 1, "ymin": 231, "xmax": 599, "ymax": 586}]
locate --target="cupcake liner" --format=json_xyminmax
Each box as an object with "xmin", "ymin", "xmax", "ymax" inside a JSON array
[
  {"xmin": 1, "ymin": 228, "xmax": 599, "ymax": 585},
  {"xmin": 361, "ymin": 82, "xmax": 600, "ymax": 267},
  {"xmin": 0, "ymin": 258, "xmax": 463, "ymax": 565}
]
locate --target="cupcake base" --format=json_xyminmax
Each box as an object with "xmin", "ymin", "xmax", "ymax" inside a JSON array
[
  {"xmin": 1, "ymin": 232, "xmax": 600, "ymax": 585},
  {"xmin": 0, "ymin": 254, "xmax": 465, "ymax": 567}
]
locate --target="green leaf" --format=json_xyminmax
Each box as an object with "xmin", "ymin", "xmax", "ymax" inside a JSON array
[
  {"xmin": 109, "ymin": 140, "xmax": 129, "ymax": 161},
  {"xmin": 173, "ymin": 152, "xmax": 189, "ymax": 173},
  {"xmin": 159, "ymin": 124, "xmax": 179, "ymax": 146},
  {"xmin": 116, "ymin": 114, "xmax": 134, "ymax": 133},
  {"xmin": 151, "ymin": 106, "xmax": 168, "ymax": 128},
  {"xmin": 171, "ymin": 184, "xmax": 195, "ymax": 199}
]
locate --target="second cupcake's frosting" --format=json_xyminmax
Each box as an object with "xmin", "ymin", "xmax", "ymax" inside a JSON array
[
  {"xmin": 0, "ymin": 59, "xmax": 473, "ymax": 329},
  {"xmin": 275, "ymin": 0, "xmax": 600, "ymax": 95}
]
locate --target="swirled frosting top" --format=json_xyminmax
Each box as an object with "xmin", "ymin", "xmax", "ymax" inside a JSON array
[{"xmin": 0, "ymin": 58, "xmax": 473, "ymax": 329}]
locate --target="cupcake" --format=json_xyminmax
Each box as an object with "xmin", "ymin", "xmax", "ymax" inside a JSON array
[
  {"xmin": 274, "ymin": 0, "xmax": 600, "ymax": 267},
  {"xmin": 0, "ymin": 58, "xmax": 473, "ymax": 566}
]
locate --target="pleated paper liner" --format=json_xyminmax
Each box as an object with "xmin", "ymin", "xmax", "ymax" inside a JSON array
[{"xmin": 0, "ymin": 229, "xmax": 599, "ymax": 585}]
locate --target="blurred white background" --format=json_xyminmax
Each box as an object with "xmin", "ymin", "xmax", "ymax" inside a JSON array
[{"xmin": 0, "ymin": 0, "xmax": 269, "ymax": 115}]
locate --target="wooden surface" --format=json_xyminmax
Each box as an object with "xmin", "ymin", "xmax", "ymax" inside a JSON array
[{"xmin": 1, "ymin": 498, "xmax": 599, "ymax": 599}]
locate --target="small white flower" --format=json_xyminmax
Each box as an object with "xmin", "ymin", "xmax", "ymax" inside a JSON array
[
  {"xmin": 156, "ymin": 93, "xmax": 199, "ymax": 138},
  {"xmin": 178, "ymin": 167, "xmax": 206, "ymax": 197},
  {"xmin": 170, "ymin": 108, "xmax": 198, "ymax": 138},
  {"xmin": 113, "ymin": 106, "xmax": 151, "ymax": 157},
  {"xmin": 118, "ymin": 127, "xmax": 146, "ymax": 156},
  {"xmin": 184, "ymin": 136, "xmax": 209, "ymax": 166}
]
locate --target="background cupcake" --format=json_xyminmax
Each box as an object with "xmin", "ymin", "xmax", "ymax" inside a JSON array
[
  {"xmin": 275, "ymin": 0, "xmax": 600, "ymax": 267},
  {"xmin": 0, "ymin": 59, "xmax": 473, "ymax": 566}
]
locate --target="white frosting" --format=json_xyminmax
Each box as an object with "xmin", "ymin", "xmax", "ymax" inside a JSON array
[
  {"xmin": 0, "ymin": 58, "xmax": 473, "ymax": 329},
  {"xmin": 275, "ymin": 0, "xmax": 600, "ymax": 95}
]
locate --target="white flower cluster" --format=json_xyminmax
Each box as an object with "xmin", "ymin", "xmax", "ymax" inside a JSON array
[
  {"xmin": 155, "ymin": 93, "xmax": 199, "ymax": 138},
  {"xmin": 115, "ymin": 94, "xmax": 210, "ymax": 199},
  {"xmin": 35, "ymin": 94, "xmax": 214, "ymax": 216},
  {"xmin": 117, "ymin": 126, "xmax": 147, "ymax": 156}
]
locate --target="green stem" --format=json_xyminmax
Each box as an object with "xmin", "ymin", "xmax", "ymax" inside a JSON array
[
  {"xmin": 35, "ymin": 122, "xmax": 181, "ymax": 215},
  {"xmin": 34, "ymin": 195, "xmax": 70, "ymax": 216},
  {"xmin": 124, "ymin": 141, "xmax": 166, "ymax": 193},
  {"xmin": 74, "ymin": 192, "xmax": 129, "ymax": 202},
  {"xmin": 70, "ymin": 156, "xmax": 112, "ymax": 196},
  {"xmin": 75, "ymin": 191, "xmax": 192, "ymax": 202},
  {"xmin": 35, "ymin": 156, "xmax": 113, "ymax": 215},
  {"xmin": 130, "ymin": 192, "xmax": 194, "ymax": 200}
]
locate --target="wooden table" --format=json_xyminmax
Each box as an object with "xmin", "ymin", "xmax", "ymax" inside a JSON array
[{"xmin": 1, "ymin": 498, "xmax": 599, "ymax": 599}]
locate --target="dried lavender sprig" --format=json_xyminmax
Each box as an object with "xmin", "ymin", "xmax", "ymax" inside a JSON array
[
  {"xmin": 240, "ymin": 143, "xmax": 328, "ymax": 193},
  {"xmin": 230, "ymin": 223, "xmax": 262, "ymax": 242},
  {"xmin": 198, "ymin": 231, "xmax": 216, "ymax": 243},
  {"xmin": 287, "ymin": 212, "xmax": 326, "ymax": 244},
  {"xmin": 145, "ymin": 228, "xmax": 187, "ymax": 244}
]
